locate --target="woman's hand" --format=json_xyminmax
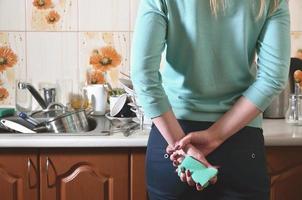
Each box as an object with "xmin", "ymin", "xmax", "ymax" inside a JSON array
[
  {"xmin": 176, "ymin": 130, "xmax": 223, "ymax": 156},
  {"xmin": 166, "ymin": 143, "xmax": 218, "ymax": 191},
  {"xmin": 166, "ymin": 130, "xmax": 222, "ymax": 190}
]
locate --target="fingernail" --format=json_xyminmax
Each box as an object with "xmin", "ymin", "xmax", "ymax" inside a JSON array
[
  {"xmin": 180, "ymin": 167, "xmax": 186, "ymax": 173},
  {"xmin": 187, "ymin": 170, "xmax": 191, "ymax": 177},
  {"xmin": 197, "ymin": 183, "xmax": 202, "ymax": 187}
]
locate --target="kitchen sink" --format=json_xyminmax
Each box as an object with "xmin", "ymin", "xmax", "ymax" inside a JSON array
[
  {"xmin": 0, "ymin": 116, "xmax": 99, "ymax": 134},
  {"xmin": 0, "ymin": 115, "xmax": 142, "ymax": 136}
]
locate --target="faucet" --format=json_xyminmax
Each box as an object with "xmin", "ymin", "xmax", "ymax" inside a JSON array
[{"xmin": 17, "ymin": 82, "xmax": 48, "ymax": 109}]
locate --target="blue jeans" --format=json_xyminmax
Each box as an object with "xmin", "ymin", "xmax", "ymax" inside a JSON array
[{"xmin": 146, "ymin": 120, "xmax": 270, "ymax": 200}]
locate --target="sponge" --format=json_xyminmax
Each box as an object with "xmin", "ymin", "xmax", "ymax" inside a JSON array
[
  {"xmin": 0, "ymin": 108, "xmax": 15, "ymax": 118},
  {"xmin": 177, "ymin": 156, "xmax": 218, "ymax": 188}
]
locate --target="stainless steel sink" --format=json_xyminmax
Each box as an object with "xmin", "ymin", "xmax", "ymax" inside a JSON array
[
  {"xmin": 0, "ymin": 115, "xmax": 141, "ymax": 136},
  {"xmin": 0, "ymin": 116, "xmax": 99, "ymax": 134}
]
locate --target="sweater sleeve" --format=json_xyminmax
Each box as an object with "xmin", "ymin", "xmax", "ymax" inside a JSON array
[
  {"xmin": 242, "ymin": 0, "xmax": 291, "ymax": 112},
  {"xmin": 130, "ymin": 0, "xmax": 171, "ymax": 118}
]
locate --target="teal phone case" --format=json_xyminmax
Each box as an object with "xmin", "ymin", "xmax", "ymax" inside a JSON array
[{"xmin": 177, "ymin": 156, "xmax": 218, "ymax": 188}]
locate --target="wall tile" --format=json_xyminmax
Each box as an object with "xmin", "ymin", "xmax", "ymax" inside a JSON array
[
  {"xmin": 0, "ymin": 32, "xmax": 26, "ymax": 106},
  {"xmin": 79, "ymin": 32, "xmax": 129, "ymax": 88},
  {"xmin": 26, "ymin": 0, "xmax": 78, "ymax": 31},
  {"xmin": 291, "ymin": 32, "xmax": 302, "ymax": 57},
  {"xmin": 289, "ymin": 0, "xmax": 302, "ymax": 31},
  {"xmin": 79, "ymin": 0, "xmax": 130, "ymax": 31},
  {"xmin": 130, "ymin": 0, "xmax": 140, "ymax": 31},
  {"xmin": 27, "ymin": 32, "xmax": 78, "ymax": 108},
  {"xmin": 0, "ymin": 0, "xmax": 26, "ymax": 30}
]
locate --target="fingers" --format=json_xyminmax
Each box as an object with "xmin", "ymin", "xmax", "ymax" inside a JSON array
[
  {"xmin": 176, "ymin": 134, "xmax": 193, "ymax": 149},
  {"xmin": 186, "ymin": 170, "xmax": 195, "ymax": 186},
  {"xmin": 196, "ymin": 183, "xmax": 204, "ymax": 191},
  {"xmin": 166, "ymin": 145, "xmax": 175, "ymax": 154},
  {"xmin": 179, "ymin": 167, "xmax": 187, "ymax": 182},
  {"xmin": 209, "ymin": 176, "xmax": 218, "ymax": 185}
]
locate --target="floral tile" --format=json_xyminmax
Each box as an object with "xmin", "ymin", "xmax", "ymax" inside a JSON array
[
  {"xmin": 0, "ymin": 0, "xmax": 26, "ymax": 31},
  {"xmin": 27, "ymin": 0, "xmax": 78, "ymax": 31},
  {"xmin": 0, "ymin": 32, "xmax": 26, "ymax": 106},
  {"xmin": 26, "ymin": 32, "xmax": 78, "ymax": 109},
  {"xmin": 79, "ymin": 32, "xmax": 130, "ymax": 88},
  {"xmin": 78, "ymin": 0, "xmax": 130, "ymax": 31},
  {"xmin": 291, "ymin": 32, "xmax": 302, "ymax": 57}
]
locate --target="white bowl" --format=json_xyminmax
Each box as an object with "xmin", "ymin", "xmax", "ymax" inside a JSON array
[{"xmin": 110, "ymin": 94, "xmax": 127, "ymax": 117}]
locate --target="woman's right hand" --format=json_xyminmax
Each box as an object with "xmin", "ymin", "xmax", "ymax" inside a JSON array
[{"xmin": 167, "ymin": 143, "xmax": 218, "ymax": 191}]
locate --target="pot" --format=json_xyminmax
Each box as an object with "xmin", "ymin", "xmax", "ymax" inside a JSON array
[
  {"xmin": 32, "ymin": 103, "xmax": 91, "ymax": 133},
  {"xmin": 43, "ymin": 109, "xmax": 90, "ymax": 133}
]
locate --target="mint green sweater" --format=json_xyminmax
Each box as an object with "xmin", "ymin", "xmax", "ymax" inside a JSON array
[{"xmin": 131, "ymin": 0, "xmax": 290, "ymax": 128}]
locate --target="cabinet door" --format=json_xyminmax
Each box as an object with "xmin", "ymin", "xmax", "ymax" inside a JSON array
[
  {"xmin": 0, "ymin": 149, "xmax": 39, "ymax": 200},
  {"xmin": 130, "ymin": 149, "xmax": 148, "ymax": 200},
  {"xmin": 40, "ymin": 149, "xmax": 129, "ymax": 200},
  {"xmin": 266, "ymin": 147, "xmax": 302, "ymax": 200}
]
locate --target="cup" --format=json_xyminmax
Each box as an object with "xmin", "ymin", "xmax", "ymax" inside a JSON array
[{"xmin": 83, "ymin": 84, "xmax": 108, "ymax": 115}]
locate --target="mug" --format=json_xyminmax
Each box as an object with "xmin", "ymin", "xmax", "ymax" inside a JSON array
[{"xmin": 83, "ymin": 84, "xmax": 108, "ymax": 115}]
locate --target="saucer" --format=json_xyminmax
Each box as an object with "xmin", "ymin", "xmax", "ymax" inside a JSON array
[{"xmin": 105, "ymin": 112, "xmax": 134, "ymax": 123}]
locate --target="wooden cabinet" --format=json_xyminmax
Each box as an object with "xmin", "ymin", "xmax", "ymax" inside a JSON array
[
  {"xmin": 0, "ymin": 149, "xmax": 129, "ymax": 200},
  {"xmin": 0, "ymin": 149, "xmax": 39, "ymax": 200},
  {"xmin": 39, "ymin": 149, "xmax": 129, "ymax": 200},
  {"xmin": 130, "ymin": 149, "xmax": 148, "ymax": 200},
  {"xmin": 266, "ymin": 146, "xmax": 302, "ymax": 200},
  {"xmin": 1, "ymin": 147, "xmax": 301, "ymax": 200}
]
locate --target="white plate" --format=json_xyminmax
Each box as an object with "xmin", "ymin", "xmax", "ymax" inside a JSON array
[
  {"xmin": 105, "ymin": 112, "xmax": 134, "ymax": 123},
  {"xmin": 119, "ymin": 78, "xmax": 135, "ymax": 96}
]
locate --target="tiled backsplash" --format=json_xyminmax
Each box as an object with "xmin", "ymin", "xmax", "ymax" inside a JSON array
[{"xmin": 0, "ymin": 0, "xmax": 301, "ymax": 107}]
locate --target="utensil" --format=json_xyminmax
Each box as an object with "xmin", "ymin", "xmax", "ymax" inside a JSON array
[
  {"xmin": 100, "ymin": 122, "xmax": 139, "ymax": 135},
  {"xmin": 0, "ymin": 119, "xmax": 36, "ymax": 133},
  {"xmin": 19, "ymin": 112, "xmax": 40, "ymax": 126}
]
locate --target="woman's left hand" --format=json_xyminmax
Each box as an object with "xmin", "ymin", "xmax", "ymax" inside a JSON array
[{"xmin": 167, "ymin": 130, "xmax": 223, "ymax": 160}]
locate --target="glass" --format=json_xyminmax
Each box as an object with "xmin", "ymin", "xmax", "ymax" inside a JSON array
[
  {"xmin": 70, "ymin": 83, "xmax": 90, "ymax": 110},
  {"xmin": 56, "ymin": 78, "xmax": 73, "ymax": 107},
  {"xmin": 15, "ymin": 79, "xmax": 32, "ymax": 113},
  {"xmin": 285, "ymin": 94, "xmax": 302, "ymax": 125}
]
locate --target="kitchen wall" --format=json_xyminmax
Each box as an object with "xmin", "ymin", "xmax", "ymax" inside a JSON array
[{"xmin": 0, "ymin": 0, "xmax": 301, "ymax": 107}]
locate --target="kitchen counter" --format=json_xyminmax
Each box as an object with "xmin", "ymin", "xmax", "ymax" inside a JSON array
[{"xmin": 0, "ymin": 119, "xmax": 301, "ymax": 147}]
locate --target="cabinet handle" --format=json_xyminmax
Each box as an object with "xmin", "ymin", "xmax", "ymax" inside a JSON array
[
  {"xmin": 27, "ymin": 157, "xmax": 37, "ymax": 188},
  {"xmin": 46, "ymin": 157, "xmax": 56, "ymax": 187},
  {"xmin": 27, "ymin": 157, "xmax": 31, "ymax": 187},
  {"xmin": 46, "ymin": 157, "xmax": 49, "ymax": 174}
]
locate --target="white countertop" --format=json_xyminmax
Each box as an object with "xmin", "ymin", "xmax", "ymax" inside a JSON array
[{"xmin": 0, "ymin": 119, "xmax": 301, "ymax": 148}]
